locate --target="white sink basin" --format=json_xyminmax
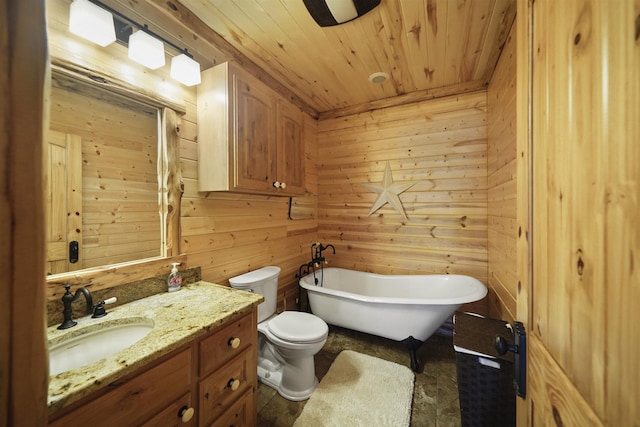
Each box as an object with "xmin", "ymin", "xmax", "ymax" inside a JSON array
[{"xmin": 49, "ymin": 318, "xmax": 154, "ymax": 376}]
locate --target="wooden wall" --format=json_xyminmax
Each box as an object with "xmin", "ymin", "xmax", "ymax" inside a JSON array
[
  {"xmin": 2, "ymin": 0, "xmax": 50, "ymax": 423},
  {"xmin": 316, "ymin": 92, "xmax": 488, "ymax": 286},
  {"xmin": 529, "ymin": 1, "xmax": 639, "ymax": 425},
  {"xmin": 46, "ymin": 0, "xmax": 319, "ymax": 307},
  {"xmin": 487, "ymin": 22, "xmax": 517, "ymax": 322}
]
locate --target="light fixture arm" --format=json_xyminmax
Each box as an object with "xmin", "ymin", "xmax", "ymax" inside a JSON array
[{"xmin": 86, "ymin": 0, "xmax": 193, "ymax": 58}]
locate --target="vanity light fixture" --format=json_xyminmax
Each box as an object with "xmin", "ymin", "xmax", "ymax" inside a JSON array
[
  {"xmin": 128, "ymin": 30, "xmax": 165, "ymax": 70},
  {"xmin": 170, "ymin": 53, "xmax": 201, "ymax": 87},
  {"xmin": 67, "ymin": 0, "xmax": 202, "ymax": 86},
  {"xmin": 68, "ymin": 0, "xmax": 116, "ymax": 47}
]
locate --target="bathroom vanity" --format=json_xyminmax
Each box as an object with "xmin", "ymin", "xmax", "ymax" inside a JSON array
[{"xmin": 47, "ymin": 282, "xmax": 263, "ymax": 426}]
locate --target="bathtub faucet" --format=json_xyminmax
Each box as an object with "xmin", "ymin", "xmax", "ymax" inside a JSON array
[
  {"xmin": 322, "ymin": 243, "xmax": 336, "ymax": 255},
  {"xmin": 296, "ymin": 262, "xmax": 313, "ymax": 279},
  {"xmin": 296, "ymin": 243, "xmax": 336, "ymax": 279},
  {"xmin": 311, "ymin": 242, "xmax": 335, "ymax": 267}
]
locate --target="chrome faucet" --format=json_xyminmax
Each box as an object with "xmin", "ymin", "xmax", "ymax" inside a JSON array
[{"xmin": 57, "ymin": 284, "xmax": 94, "ymax": 330}]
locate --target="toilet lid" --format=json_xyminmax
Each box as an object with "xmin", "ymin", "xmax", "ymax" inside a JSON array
[{"xmin": 269, "ymin": 312, "xmax": 328, "ymax": 343}]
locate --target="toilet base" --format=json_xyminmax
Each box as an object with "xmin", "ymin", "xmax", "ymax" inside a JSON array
[{"xmin": 256, "ymin": 345, "xmax": 320, "ymax": 402}]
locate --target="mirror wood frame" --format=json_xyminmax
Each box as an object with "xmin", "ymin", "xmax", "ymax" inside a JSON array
[{"xmin": 45, "ymin": 60, "xmax": 185, "ymax": 301}]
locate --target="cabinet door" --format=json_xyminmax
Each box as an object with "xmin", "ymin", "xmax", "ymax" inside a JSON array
[
  {"xmin": 276, "ymin": 100, "xmax": 305, "ymax": 195},
  {"xmin": 48, "ymin": 349, "xmax": 192, "ymax": 427},
  {"xmin": 233, "ymin": 71, "xmax": 276, "ymax": 193}
]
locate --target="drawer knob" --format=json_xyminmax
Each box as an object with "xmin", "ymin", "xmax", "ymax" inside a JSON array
[
  {"xmin": 228, "ymin": 337, "xmax": 241, "ymax": 349},
  {"xmin": 178, "ymin": 406, "xmax": 195, "ymax": 423},
  {"xmin": 228, "ymin": 378, "xmax": 241, "ymax": 391}
]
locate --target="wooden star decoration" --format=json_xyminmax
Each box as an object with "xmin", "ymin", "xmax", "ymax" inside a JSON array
[{"xmin": 360, "ymin": 161, "xmax": 416, "ymax": 219}]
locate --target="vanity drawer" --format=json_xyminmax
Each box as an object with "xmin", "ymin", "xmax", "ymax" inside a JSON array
[
  {"xmin": 208, "ymin": 389, "xmax": 253, "ymax": 427},
  {"xmin": 199, "ymin": 347, "xmax": 253, "ymax": 426},
  {"xmin": 142, "ymin": 392, "xmax": 194, "ymax": 427},
  {"xmin": 199, "ymin": 310, "xmax": 255, "ymax": 376}
]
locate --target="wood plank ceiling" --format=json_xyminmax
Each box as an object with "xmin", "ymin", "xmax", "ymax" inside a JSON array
[{"xmin": 179, "ymin": 0, "xmax": 516, "ymax": 117}]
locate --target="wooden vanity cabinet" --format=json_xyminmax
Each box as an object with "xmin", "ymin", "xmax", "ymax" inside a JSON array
[
  {"xmin": 197, "ymin": 61, "xmax": 305, "ymax": 196},
  {"xmin": 48, "ymin": 309, "xmax": 257, "ymax": 427}
]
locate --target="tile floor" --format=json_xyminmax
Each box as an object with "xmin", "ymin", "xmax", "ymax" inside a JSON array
[{"xmin": 256, "ymin": 326, "xmax": 462, "ymax": 426}]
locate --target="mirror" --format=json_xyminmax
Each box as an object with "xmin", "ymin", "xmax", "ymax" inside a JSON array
[{"xmin": 45, "ymin": 69, "xmax": 164, "ymax": 275}]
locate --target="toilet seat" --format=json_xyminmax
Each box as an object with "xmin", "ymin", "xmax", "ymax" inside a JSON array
[{"xmin": 267, "ymin": 312, "xmax": 328, "ymax": 343}]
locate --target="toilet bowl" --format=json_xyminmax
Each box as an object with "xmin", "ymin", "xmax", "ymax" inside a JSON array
[{"xmin": 229, "ymin": 266, "xmax": 328, "ymax": 401}]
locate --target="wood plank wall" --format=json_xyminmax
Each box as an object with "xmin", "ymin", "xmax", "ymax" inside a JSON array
[
  {"xmin": 487, "ymin": 22, "xmax": 517, "ymax": 322},
  {"xmin": 46, "ymin": 0, "xmax": 319, "ymax": 308},
  {"xmin": 316, "ymin": 92, "xmax": 489, "ymax": 288},
  {"xmin": 530, "ymin": 1, "xmax": 639, "ymax": 425},
  {"xmin": 3, "ymin": 0, "xmax": 50, "ymax": 423}
]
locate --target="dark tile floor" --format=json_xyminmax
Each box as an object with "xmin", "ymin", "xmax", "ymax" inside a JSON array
[{"xmin": 256, "ymin": 326, "xmax": 462, "ymax": 426}]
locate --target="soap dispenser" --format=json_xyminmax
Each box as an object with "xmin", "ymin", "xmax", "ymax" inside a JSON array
[{"xmin": 167, "ymin": 262, "xmax": 182, "ymax": 292}]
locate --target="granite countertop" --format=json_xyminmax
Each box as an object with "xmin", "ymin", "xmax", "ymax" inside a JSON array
[{"xmin": 47, "ymin": 281, "xmax": 263, "ymax": 414}]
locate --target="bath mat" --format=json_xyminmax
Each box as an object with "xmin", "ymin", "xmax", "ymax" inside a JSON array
[{"xmin": 293, "ymin": 350, "xmax": 415, "ymax": 427}]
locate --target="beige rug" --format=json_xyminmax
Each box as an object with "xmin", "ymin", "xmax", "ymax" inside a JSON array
[{"xmin": 293, "ymin": 350, "xmax": 415, "ymax": 426}]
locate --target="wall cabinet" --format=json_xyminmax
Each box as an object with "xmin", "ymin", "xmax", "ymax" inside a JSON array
[
  {"xmin": 197, "ymin": 62, "xmax": 305, "ymax": 196},
  {"xmin": 48, "ymin": 309, "xmax": 257, "ymax": 427}
]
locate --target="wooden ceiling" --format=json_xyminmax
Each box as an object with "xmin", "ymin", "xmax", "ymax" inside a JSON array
[{"xmin": 178, "ymin": 0, "xmax": 516, "ymax": 116}]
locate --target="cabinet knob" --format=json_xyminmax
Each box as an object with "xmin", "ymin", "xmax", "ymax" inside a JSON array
[
  {"xmin": 272, "ymin": 181, "xmax": 281, "ymax": 188},
  {"xmin": 228, "ymin": 337, "xmax": 241, "ymax": 349},
  {"xmin": 280, "ymin": 182, "xmax": 287, "ymax": 189},
  {"xmin": 178, "ymin": 406, "xmax": 195, "ymax": 423},
  {"xmin": 228, "ymin": 378, "xmax": 241, "ymax": 391}
]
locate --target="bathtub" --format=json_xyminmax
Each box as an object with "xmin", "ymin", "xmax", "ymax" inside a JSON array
[{"xmin": 299, "ymin": 267, "xmax": 487, "ymax": 371}]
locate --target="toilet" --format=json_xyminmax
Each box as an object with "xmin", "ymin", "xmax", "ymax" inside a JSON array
[{"xmin": 229, "ymin": 266, "xmax": 328, "ymax": 401}]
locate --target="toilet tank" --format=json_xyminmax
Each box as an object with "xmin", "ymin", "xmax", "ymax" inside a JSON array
[{"xmin": 229, "ymin": 266, "xmax": 280, "ymax": 322}]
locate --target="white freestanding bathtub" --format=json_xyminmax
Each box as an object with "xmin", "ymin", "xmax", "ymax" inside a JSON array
[{"xmin": 298, "ymin": 267, "xmax": 487, "ymax": 371}]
